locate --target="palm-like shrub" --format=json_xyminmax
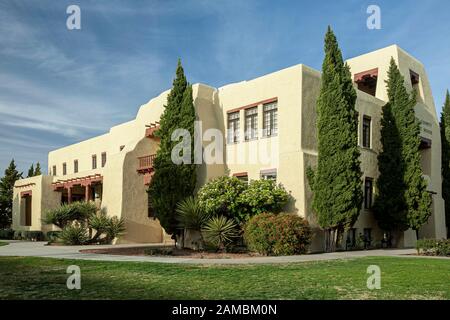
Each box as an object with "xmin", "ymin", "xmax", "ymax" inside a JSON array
[
  {"xmin": 72, "ymin": 201, "xmax": 97, "ymax": 219},
  {"xmin": 176, "ymin": 197, "xmax": 211, "ymax": 230},
  {"xmin": 59, "ymin": 222, "xmax": 90, "ymax": 245},
  {"xmin": 43, "ymin": 202, "xmax": 125, "ymax": 245},
  {"xmin": 105, "ymin": 216, "xmax": 126, "ymax": 243},
  {"xmin": 88, "ymin": 208, "xmax": 110, "ymax": 243},
  {"xmin": 202, "ymin": 215, "xmax": 238, "ymax": 251},
  {"xmin": 43, "ymin": 201, "xmax": 96, "ymax": 228},
  {"xmin": 43, "ymin": 204, "xmax": 76, "ymax": 228}
]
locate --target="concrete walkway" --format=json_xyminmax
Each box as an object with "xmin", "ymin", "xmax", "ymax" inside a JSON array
[{"xmin": 0, "ymin": 240, "xmax": 436, "ymax": 265}]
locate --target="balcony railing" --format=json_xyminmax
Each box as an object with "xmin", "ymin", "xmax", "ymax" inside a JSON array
[{"xmin": 137, "ymin": 154, "xmax": 156, "ymax": 173}]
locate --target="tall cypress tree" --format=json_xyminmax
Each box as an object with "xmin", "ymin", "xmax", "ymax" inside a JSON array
[
  {"xmin": 379, "ymin": 58, "xmax": 432, "ymax": 238},
  {"xmin": 440, "ymin": 90, "xmax": 450, "ymax": 235},
  {"xmin": 27, "ymin": 164, "xmax": 34, "ymax": 178},
  {"xmin": 373, "ymin": 102, "xmax": 408, "ymax": 233},
  {"xmin": 0, "ymin": 159, "xmax": 23, "ymax": 228},
  {"xmin": 307, "ymin": 27, "xmax": 363, "ymax": 252},
  {"xmin": 34, "ymin": 162, "xmax": 42, "ymax": 176},
  {"xmin": 148, "ymin": 60, "xmax": 197, "ymax": 237}
]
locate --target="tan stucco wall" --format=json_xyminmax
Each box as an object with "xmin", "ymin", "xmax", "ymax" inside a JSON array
[{"xmin": 13, "ymin": 175, "xmax": 60, "ymax": 232}]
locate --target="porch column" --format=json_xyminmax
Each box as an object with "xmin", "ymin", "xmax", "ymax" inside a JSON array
[
  {"xmin": 85, "ymin": 184, "xmax": 91, "ymax": 201},
  {"xmin": 67, "ymin": 186, "xmax": 72, "ymax": 204}
]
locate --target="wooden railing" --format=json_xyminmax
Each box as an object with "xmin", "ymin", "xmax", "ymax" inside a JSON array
[{"xmin": 137, "ymin": 154, "xmax": 156, "ymax": 172}]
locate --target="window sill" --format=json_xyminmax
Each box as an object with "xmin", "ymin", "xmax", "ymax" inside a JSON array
[{"xmin": 261, "ymin": 134, "xmax": 278, "ymax": 139}]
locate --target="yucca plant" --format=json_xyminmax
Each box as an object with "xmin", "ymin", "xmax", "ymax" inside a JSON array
[
  {"xmin": 59, "ymin": 222, "xmax": 89, "ymax": 245},
  {"xmin": 43, "ymin": 201, "xmax": 97, "ymax": 228},
  {"xmin": 105, "ymin": 216, "xmax": 126, "ymax": 244},
  {"xmin": 87, "ymin": 208, "xmax": 110, "ymax": 243},
  {"xmin": 43, "ymin": 204, "xmax": 76, "ymax": 228},
  {"xmin": 176, "ymin": 197, "xmax": 211, "ymax": 230},
  {"xmin": 202, "ymin": 215, "xmax": 238, "ymax": 251},
  {"xmin": 176, "ymin": 197, "xmax": 212, "ymax": 249},
  {"xmin": 72, "ymin": 201, "xmax": 97, "ymax": 220}
]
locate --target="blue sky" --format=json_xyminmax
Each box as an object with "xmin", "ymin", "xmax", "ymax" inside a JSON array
[{"xmin": 1, "ymin": 0, "xmax": 450, "ymax": 175}]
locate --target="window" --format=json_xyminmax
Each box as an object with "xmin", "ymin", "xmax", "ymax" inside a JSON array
[
  {"xmin": 227, "ymin": 111, "xmax": 240, "ymax": 143},
  {"xmin": 62, "ymin": 163, "xmax": 67, "ymax": 175},
  {"xmin": 260, "ymin": 169, "xmax": 277, "ymax": 181},
  {"xmin": 233, "ymin": 172, "xmax": 248, "ymax": 183},
  {"xmin": 101, "ymin": 152, "xmax": 107, "ymax": 167},
  {"xmin": 263, "ymin": 102, "xmax": 278, "ymax": 137},
  {"xmin": 52, "ymin": 165, "xmax": 57, "ymax": 176},
  {"xmin": 74, "ymin": 160, "xmax": 78, "ymax": 173},
  {"xmin": 92, "ymin": 155, "xmax": 97, "ymax": 169},
  {"xmin": 410, "ymin": 70, "xmax": 422, "ymax": 101},
  {"xmin": 362, "ymin": 116, "xmax": 371, "ymax": 148},
  {"xmin": 244, "ymin": 107, "xmax": 258, "ymax": 140},
  {"xmin": 364, "ymin": 178, "xmax": 373, "ymax": 209}
]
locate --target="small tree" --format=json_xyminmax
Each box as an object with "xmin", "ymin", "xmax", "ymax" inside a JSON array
[
  {"xmin": 27, "ymin": 164, "xmax": 34, "ymax": 178},
  {"xmin": 34, "ymin": 162, "xmax": 42, "ymax": 176},
  {"xmin": 148, "ymin": 60, "xmax": 197, "ymax": 237},
  {"xmin": 0, "ymin": 160, "xmax": 23, "ymax": 228},
  {"xmin": 440, "ymin": 90, "xmax": 450, "ymax": 236},
  {"xmin": 307, "ymin": 26, "xmax": 363, "ymax": 252}
]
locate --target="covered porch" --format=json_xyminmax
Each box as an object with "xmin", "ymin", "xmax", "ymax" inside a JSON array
[{"xmin": 52, "ymin": 174, "xmax": 103, "ymax": 204}]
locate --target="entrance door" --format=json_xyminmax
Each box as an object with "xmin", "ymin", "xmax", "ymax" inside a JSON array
[{"xmin": 25, "ymin": 195, "xmax": 32, "ymax": 226}]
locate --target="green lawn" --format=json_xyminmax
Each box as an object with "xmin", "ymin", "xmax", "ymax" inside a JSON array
[
  {"xmin": 0, "ymin": 241, "xmax": 8, "ymax": 247},
  {"xmin": 0, "ymin": 256, "xmax": 448, "ymax": 300}
]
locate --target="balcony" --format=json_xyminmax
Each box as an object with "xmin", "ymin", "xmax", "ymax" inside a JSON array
[
  {"xmin": 137, "ymin": 154, "xmax": 156, "ymax": 174},
  {"xmin": 145, "ymin": 122, "xmax": 160, "ymax": 139}
]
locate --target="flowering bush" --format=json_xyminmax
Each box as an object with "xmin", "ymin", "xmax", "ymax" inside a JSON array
[
  {"xmin": 197, "ymin": 176, "xmax": 290, "ymax": 224},
  {"xmin": 197, "ymin": 176, "xmax": 247, "ymax": 223},
  {"xmin": 244, "ymin": 213, "xmax": 312, "ymax": 256},
  {"xmin": 416, "ymin": 239, "xmax": 450, "ymax": 256},
  {"xmin": 239, "ymin": 179, "xmax": 289, "ymax": 216}
]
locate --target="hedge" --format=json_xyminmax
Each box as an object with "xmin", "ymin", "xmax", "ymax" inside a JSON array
[
  {"xmin": 0, "ymin": 229, "xmax": 14, "ymax": 240},
  {"xmin": 244, "ymin": 213, "xmax": 312, "ymax": 256},
  {"xmin": 416, "ymin": 239, "xmax": 450, "ymax": 256},
  {"xmin": 13, "ymin": 230, "xmax": 44, "ymax": 241}
]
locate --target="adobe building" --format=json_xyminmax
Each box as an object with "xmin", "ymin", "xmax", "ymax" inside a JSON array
[{"xmin": 12, "ymin": 45, "xmax": 447, "ymax": 250}]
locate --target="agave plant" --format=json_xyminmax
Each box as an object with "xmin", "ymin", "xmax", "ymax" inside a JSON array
[
  {"xmin": 59, "ymin": 222, "xmax": 90, "ymax": 245},
  {"xmin": 176, "ymin": 197, "xmax": 211, "ymax": 230},
  {"xmin": 105, "ymin": 216, "xmax": 126, "ymax": 244},
  {"xmin": 202, "ymin": 215, "xmax": 238, "ymax": 251},
  {"xmin": 43, "ymin": 201, "xmax": 97, "ymax": 228},
  {"xmin": 87, "ymin": 208, "xmax": 110, "ymax": 243}
]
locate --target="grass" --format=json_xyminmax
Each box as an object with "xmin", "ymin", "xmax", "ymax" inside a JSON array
[
  {"xmin": 0, "ymin": 241, "xmax": 8, "ymax": 247},
  {"xmin": 0, "ymin": 256, "xmax": 448, "ymax": 300}
]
